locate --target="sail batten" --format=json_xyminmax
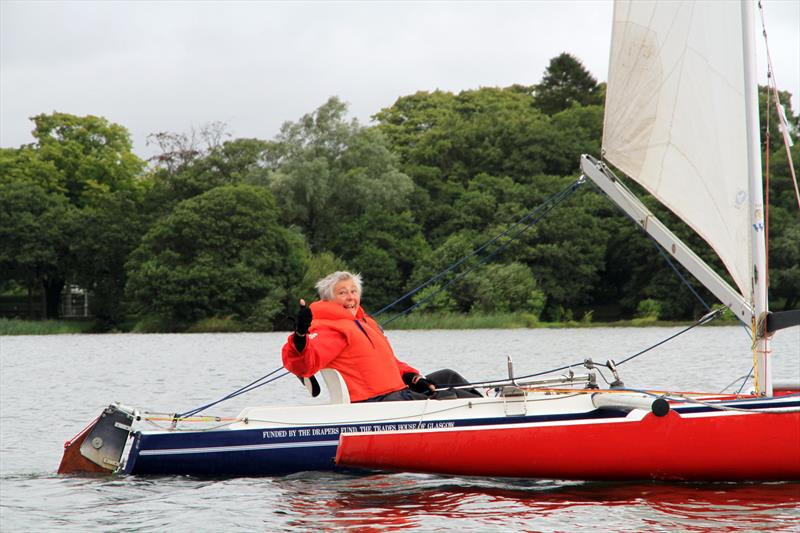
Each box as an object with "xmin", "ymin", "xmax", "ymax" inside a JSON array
[{"xmin": 603, "ymin": 0, "xmax": 754, "ymax": 301}]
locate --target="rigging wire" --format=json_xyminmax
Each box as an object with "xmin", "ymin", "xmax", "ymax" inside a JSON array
[
  {"xmin": 172, "ymin": 179, "xmax": 584, "ymax": 415},
  {"xmin": 177, "ymin": 368, "xmax": 289, "ymax": 418},
  {"xmin": 452, "ymin": 309, "xmax": 722, "ymax": 389},
  {"xmin": 588, "ymin": 163, "xmax": 759, "ymax": 390},
  {"xmin": 377, "ymin": 177, "xmax": 586, "ymax": 326},
  {"xmin": 758, "ymin": 0, "xmax": 800, "ymax": 211},
  {"xmin": 647, "ymin": 234, "xmax": 711, "ymax": 313}
]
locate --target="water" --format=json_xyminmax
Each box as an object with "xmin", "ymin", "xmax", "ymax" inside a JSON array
[{"xmin": 2, "ymin": 326, "xmax": 799, "ymax": 531}]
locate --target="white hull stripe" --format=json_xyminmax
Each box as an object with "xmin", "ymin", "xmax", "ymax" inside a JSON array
[
  {"xmin": 137, "ymin": 402, "xmax": 798, "ymax": 456},
  {"xmin": 138, "ymin": 439, "xmax": 339, "ymax": 456}
]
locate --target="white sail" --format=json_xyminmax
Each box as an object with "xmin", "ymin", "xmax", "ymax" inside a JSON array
[{"xmin": 602, "ymin": 0, "xmax": 754, "ymax": 300}]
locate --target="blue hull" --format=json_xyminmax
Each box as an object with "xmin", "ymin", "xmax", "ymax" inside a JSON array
[
  {"xmin": 123, "ymin": 410, "xmax": 628, "ymax": 477},
  {"xmin": 122, "ymin": 397, "xmax": 800, "ymax": 477},
  {"xmin": 125, "ymin": 425, "xmax": 344, "ymax": 476}
]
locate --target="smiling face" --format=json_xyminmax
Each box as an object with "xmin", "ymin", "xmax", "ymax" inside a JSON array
[{"xmin": 332, "ymin": 279, "xmax": 361, "ymax": 316}]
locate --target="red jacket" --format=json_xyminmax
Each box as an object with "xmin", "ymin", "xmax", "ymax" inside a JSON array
[{"xmin": 282, "ymin": 301, "xmax": 418, "ymax": 402}]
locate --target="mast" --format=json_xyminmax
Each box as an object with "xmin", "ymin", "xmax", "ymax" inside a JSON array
[{"xmin": 741, "ymin": 0, "xmax": 771, "ymax": 396}]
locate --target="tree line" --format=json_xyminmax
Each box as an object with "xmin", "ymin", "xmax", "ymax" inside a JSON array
[{"xmin": 1, "ymin": 53, "xmax": 798, "ymax": 331}]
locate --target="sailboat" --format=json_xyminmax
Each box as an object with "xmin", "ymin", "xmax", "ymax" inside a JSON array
[{"xmin": 59, "ymin": 0, "xmax": 799, "ymax": 481}]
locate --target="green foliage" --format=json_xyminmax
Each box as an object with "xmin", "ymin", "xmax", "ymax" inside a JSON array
[
  {"xmin": 711, "ymin": 304, "xmax": 738, "ymax": 323},
  {"xmin": 759, "ymin": 85, "xmax": 798, "ymax": 153},
  {"xmin": 0, "ymin": 318, "xmax": 94, "ymax": 335},
  {"xmin": 185, "ymin": 315, "xmax": 242, "ymax": 333},
  {"xmin": 149, "ymin": 137, "xmax": 272, "ymax": 207},
  {"xmin": 412, "ymin": 284, "xmax": 458, "ymax": 313},
  {"xmin": 510, "ymin": 180, "xmax": 608, "ymax": 319},
  {"xmin": 129, "ymin": 314, "xmax": 174, "ymax": 333},
  {"xmin": 267, "ymin": 97, "xmax": 414, "ymax": 252},
  {"xmin": 375, "ymin": 88, "xmax": 569, "ymax": 242},
  {"xmin": 768, "ymin": 207, "xmax": 800, "ymax": 310},
  {"xmin": 125, "ymin": 185, "xmax": 308, "ymax": 329},
  {"xmin": 763, "ymin": 110, "xmax": 800, "ymax": 311},
  {"xmin": 384, "ymin": 311, "xmax": 540, "ymax": 330},
  {"xmin": 0, "ymin": 177, "xmax": 76, "ymax": 318},
  {"xmin": 3, "ymin": 54, "xmax": 797, "ymax": 329},
  {"xmin": 1, "ymin": 113, "xmax": 145, "ymax": 319},
  {"xmin": 68, "ymin": 190, "xmax": 148, "ymax": 327},
  {"xmin": 464, "ymin": 262, "xmax": 545, "ymax": 316},
  {"xmin": 534, "ymin": 52, "xmax": 603, "ymax": 115},
  {"xmin": 636, "ymin": 299, "xmax": 662, "ymax": 320},
  {"xmin": 330, "ymin": 206, "xmax": 430, "ymax": 309},
  {"xmin": 548, "ymin": 104, "xmax": 604, "ymax": 174},
  {"xmin": 297, "ymin": 251, "xmax": 351, "ymax": 305},
  {"xmin": 30, "ymin": 112, "xmax": 144, "ymax": 207}
]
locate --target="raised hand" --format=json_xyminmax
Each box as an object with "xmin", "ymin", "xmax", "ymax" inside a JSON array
[{"xmin": 295, "ymin": 299, "xmax": 312, "ymax": 336}]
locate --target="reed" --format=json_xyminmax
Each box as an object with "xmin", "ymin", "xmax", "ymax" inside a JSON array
[
  {"xmin": 382, "ymin": 312, "xmax": 541, "ymax": 330},
  {"xmin": 382, "ymin": 312, "xmax": 700, "ymax": 330},
  {"xmin": 186, "ymin": 316, "xmax": 242, "ymax": 333},
  {"xmin": 0, "ymin": 318, "xmax": 94, "ymax": 335}
]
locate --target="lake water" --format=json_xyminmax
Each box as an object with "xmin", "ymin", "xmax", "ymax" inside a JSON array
[{"xmin": 2, "ymin": 326, "xmax": 799, "ymax": 531}]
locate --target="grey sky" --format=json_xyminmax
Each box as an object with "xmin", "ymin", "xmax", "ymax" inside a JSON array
[{"xmin": 2, "ymin": 0, "xmax": 798, "ymax": 161}]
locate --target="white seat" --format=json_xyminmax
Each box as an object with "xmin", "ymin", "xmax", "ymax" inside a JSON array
[{"xmin": 303, "ymin": 368, "xmax": 350, "ymax": 404}]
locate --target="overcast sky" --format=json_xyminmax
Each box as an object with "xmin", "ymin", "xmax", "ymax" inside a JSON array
[{"xmin": 2, "ymin": 0, "xmax": 798, "ymax": 160}]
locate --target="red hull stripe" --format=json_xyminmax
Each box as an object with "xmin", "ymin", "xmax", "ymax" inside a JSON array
[{"xmin": 336, "ymin": 410, "xmax": 800, "ymax": 481}]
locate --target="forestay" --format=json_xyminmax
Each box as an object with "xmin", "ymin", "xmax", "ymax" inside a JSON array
[{"xmin": 602, "ymin": 0, "xmax": 754, "ymax": 300}]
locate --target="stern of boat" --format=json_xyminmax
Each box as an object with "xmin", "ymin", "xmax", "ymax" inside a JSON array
[{"xmin": 58, "ymin": 403, "xmax": 135, "ymax": 474}]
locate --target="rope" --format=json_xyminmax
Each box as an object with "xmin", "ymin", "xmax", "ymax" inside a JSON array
[
  {"xmin": 377, "ymin": 177, "xmax": 585, "ymax": 326},
  {"xmin": 453, "ymin": 310, "xmax": 722, "ymax": 389},
  {"xmin": 670, "ymin": 391, "xmax": 800, "ymax": 414},
  {"xmin": 615, "ymin": 309, "xmax": 720, "ymax": 366},
  {"xmin": 177, "ymin": 368, "xmax": 290, "ymax": 418},
  {"xmin": 730, "ymin": 367, "xmax": 754, "ymax": 395},
  {"xmin": 647, "ymin": 235, "xmax": 711, "ymax": 313},
  {"xmin": 758, "ymin": 0, "xmax": 800, "ymax": 210}
]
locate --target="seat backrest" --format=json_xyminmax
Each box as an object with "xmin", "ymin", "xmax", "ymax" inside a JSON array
[{"xmin": 303, "ymin": 368, "xmax": 350, "ymax": 404}]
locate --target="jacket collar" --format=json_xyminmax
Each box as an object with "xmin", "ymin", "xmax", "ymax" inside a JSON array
[{"xmin": 310, "ymin": 300, "xmax": 365, "ymax": 320}]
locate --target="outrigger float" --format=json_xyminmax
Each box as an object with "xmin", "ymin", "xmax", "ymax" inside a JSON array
[{"xmin": 60, "ymin": 0, "xmax": 800, "ymax": 481}]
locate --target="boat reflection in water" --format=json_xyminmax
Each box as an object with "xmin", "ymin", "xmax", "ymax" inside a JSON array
[{"xmin": 276, "ymin": 474, "xmax": 800, "ymax": 532}]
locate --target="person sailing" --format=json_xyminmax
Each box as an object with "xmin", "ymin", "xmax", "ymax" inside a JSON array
[{"xmin": 281, "ymin": 271, "xmax": 480, "ymax": 402}]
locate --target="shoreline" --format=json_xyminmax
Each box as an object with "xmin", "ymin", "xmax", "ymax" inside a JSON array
[{"xmin": 0, "ymin": 315, "xmax": 740, "ymax": 336}]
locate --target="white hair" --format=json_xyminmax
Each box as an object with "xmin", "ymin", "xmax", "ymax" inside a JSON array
[{"xmin": 315, "ymin": 271, "xmax": 363, "ymax": 301}]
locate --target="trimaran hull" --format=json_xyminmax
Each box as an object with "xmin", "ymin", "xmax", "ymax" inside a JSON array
[{"xmin": 108, "ymin": 391, "xmax": 800, "ymax": 480}]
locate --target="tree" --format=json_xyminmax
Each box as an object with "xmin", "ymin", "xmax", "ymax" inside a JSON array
[
  {"xmin": 296, "ymin": 251, "xmax": 351, "ymax": 305},
  {"xmin": 464, "ymin": 262, "xmax": 545, "ymax": 316},
  {"xmin": 0, "ymin": 176, "xmax": 75, "ymax": 318},
  {"xmin": 146, "ymin": 121, "xmax": 231, "ymax": 174},
  {"xmin": 1, "ymin": 113, "xmax": 145, "ymax": 319},
  {"xmin": 147, "ymin": 135, "xmax": 272, "ymax": 208},
  {"xmin": 125, "ymin": 185, "xmax": 307, "ymax": 329},
  {"xmin": 268, "ymin": 97, "xmax": 414, "ymax": 252},
  {"xmin": 329, "ymin": 206, "xmax": 430, "ymax": 310},
  {"xmin": 375, "ymin": 88, "xmax": 565, "ymax": 243},
  {"xmin": 30, "ymin": 112, "xmax": 144, "ymax": 207},
  {"xmin": 68, "ymin": 190, "xmax": 148, "ymax": 327},
  {"xmin": 534, "ymin": 52, "xmax": 603, "ymax": 115},
  {"xmin": 759, "ymin": 85, "xmax": 798, "ymax": 154},
  {"xmin": 548, "ymin": 103, "xmax": 604, "ymax": 174},
  {"xmin": 768, "ymin": 206, "xmax": 800, "ymax": 310}
]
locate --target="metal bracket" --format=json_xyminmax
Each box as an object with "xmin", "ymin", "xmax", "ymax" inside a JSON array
[{"xmin": 502, "ymin": 386, "xmax": 527, "ymax": 416}]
